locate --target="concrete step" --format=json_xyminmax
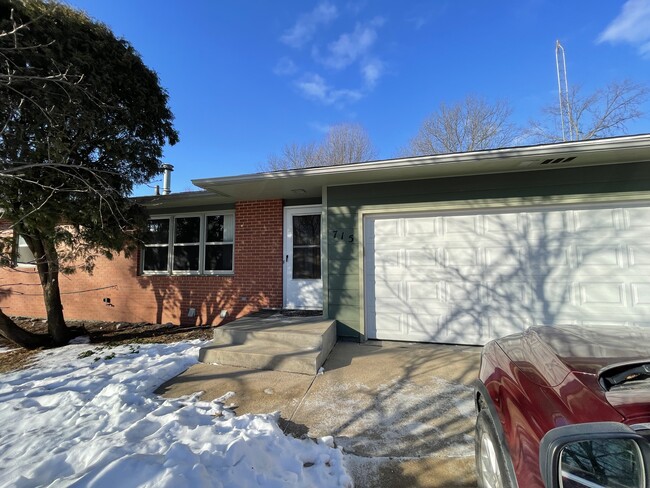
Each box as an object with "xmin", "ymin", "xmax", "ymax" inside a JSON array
[
  {"xmin": 199, "ymin": 342, "xmax": 325, "ymax": 375},
  {"xmin": 213, "ymin": 321, "xmax": 332, "ymax": 348},
  {"xmin": 199, "ymin": 315, "xmax": 337, "ymax": 375}
]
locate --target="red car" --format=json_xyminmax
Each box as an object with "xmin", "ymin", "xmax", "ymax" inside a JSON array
[{"xmin": 474, "ymin": 325, "xmax": 650, "ymax": 488}]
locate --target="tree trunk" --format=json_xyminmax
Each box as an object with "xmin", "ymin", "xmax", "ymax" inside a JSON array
[
  {"xmin": 44, "ymin": 273, "xmax": 69, "ymax": 345},
  {"xmin": 27, "ymin": 230, "xmax": 71, "ymax": 346},
  {"xmin": 0, "ymin": 308, "xmax": 51, "ymax": 349}
]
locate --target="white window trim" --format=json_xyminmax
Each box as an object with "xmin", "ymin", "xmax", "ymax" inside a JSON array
[{"xmin": 141, "ymin": 211, "xmax": 235, "ymax": 276}]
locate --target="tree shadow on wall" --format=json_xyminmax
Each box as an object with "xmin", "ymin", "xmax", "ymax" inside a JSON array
[
  {"xmin": 367, "ymin": 208, "xmax": 627, "ymax": 344},
  {"xmin": 135, "ymin": 275, "xmax": 271, "ymax": 327}
]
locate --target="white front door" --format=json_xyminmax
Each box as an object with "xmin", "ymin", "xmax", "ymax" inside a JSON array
[{"xmin": 283, "ymin": 205, "xmax": 323, "ymax": 310}]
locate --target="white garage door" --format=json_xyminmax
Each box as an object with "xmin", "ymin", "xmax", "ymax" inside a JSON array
[{"xmin": 364, "ymin": 203, "xmax": 650, "ymax": 345}]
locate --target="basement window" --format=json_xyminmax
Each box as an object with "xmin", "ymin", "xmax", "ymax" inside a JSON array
[{"xmin": 141, "ymin": 212, "xmax": 235, "ymax": 275}]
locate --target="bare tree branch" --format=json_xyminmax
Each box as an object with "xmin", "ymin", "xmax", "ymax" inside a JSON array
[
  {"xmin": 263, "ymin": 123, "xmax": 377, "ymax": 170},
  {"xmin": 404, "ymin": 95, "xmax": 522, "ymax": 156},
  {"xmin": 527, "ymin": 80, "xmax": 649, "ymax": 142}
]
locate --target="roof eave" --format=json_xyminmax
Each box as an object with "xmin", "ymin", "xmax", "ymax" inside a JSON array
[{"xmin": 190, "ymin": 135, "xmax": 650, "ymax": 202}]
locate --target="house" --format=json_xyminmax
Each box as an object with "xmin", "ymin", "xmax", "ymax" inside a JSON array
[{"xmin": 3, "ymin": 134, "xmax": 650, "ymax": 346}]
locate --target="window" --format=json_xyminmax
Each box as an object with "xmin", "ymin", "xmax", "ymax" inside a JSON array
[
  {"xmin": 292, "ymin": 214, "xmax": 321, "ymax": 279},
  {"xmin": 204, "ymin": 214, "xmax": 234, "ymax": 273},
  {"xmin": 142, "ymin": 212, "xmax": 234, "ymax": 275},
  {"xmin": 142, "ymin": 218, "xmax": 170, "ymax": 273},
  {"xmin": 173, "ymin": 216, "xmax": 201, "ymax": 272},
  {"xmin": 16, "ymin": 236, "xmax": 36, "ymax": 266}
]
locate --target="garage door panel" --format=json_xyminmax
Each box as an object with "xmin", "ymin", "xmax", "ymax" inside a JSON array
[
  {"xmin": 404, "ymin": 217, "xmax": 436, "ymax": 235},
  {"xmin": 406, "ymin": 249, "xmax": 438, "ymax": 267},
  {"xmin": 374, "ymin": 249, "xmax": 400, "ymax": 266},
  {"xmin": 631, "ymin": 283, "xmax": 650, "ymax": 306},
  {"xmin": 444, "ymin": 280, "xmax": 482, "ymax": 303},
  {"xmin": 527, "ymin": 247, "xmax": 574, "ymax": 270},
  {"xmin": 406, "ymin": 313, "xmax": 445, "ymax": 339},
  {"xmin": 371, "ymin": 297, "xmax": 414, "ymax": 315},
  {"xmin": 441, "ymin": 215, "xmax": 480, "ymax": 235},
  {"xmin": 574, "ymin": 208, "xmax": 619, "ymax": 231},
  {"xmin": 575, "ymin": 246, "xmax": 622, "ymax": 267},
  {"xmin": 530, "ymin": 280, "xmax": 574, "ymax": 305},
  {"xmin": 374, "ymin": 280, "xmax": 401, "ymax": 299},
  {"xmin": 480, "ymin": 281, "xmax": 529, "ymax": 304},
  {"xmin": 366, "ymin": 203, "xmax": 650, "ymax": 345},
  {"xmin": 628, "ymin": 246, "xmax": 650, "ymax": 266},
  {"xmin": 484, "ymin": 213, "xmax": 523, "ymax": 236},
  {"xmin": 527, "ymin": 211, "xmax": 571, "ymax": 232},
  {"xmin": 578, "ymin": 282, "xmax": 626, "ymax": 306},
  {"xmin": 484, "ymin": 247, "xmax": 527, "ymax": 269},
  {"xmin": 444, "ymin": 315, "xmax": 487, "ymax": 344},
  {"xmin": 406, "ymin": 281, "xmax": 443, "ymax": 301},
  {"xmin": 374, "ymin": 219, "xmax": 399, "ymax": 236},
  {"xmin": 490, "ymin": 315, "xmax": 530, "ymax": 338},
  {"xmin": 442, "ymin": 248, "xmax": 480, "ymax": 267},
  {"xmin": 374, "ymin": 313, "xmax": 404, "ymax": 336}
]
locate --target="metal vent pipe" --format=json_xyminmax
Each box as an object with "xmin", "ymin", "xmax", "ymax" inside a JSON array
[{"xmin": 161, "ymin": 164, "xmax": 174, "ymax": 195}]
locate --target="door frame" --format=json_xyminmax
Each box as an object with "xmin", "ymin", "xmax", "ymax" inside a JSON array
[{"xmin": 283, "ymin": 204, "xmax": 323, "ymax": 310}]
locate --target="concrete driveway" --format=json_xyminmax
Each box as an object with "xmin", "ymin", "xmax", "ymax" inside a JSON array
[{"xmin": 157, "ymin": 340, "xmax": 481, "ymax": 487}]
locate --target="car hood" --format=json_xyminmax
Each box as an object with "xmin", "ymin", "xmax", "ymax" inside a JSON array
[
  {"xmin": 497, "ymin": 325, "xmax": 650, "ymax": 378},
  {"xmin": 496, "ymin": 325, "xmax": 650, "ymax": 420}
]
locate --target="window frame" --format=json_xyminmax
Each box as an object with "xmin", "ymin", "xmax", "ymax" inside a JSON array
[
  {"xmin": 203, "ymin": 212, "xmax": 235, "ymax": 275},
  {"xmin": 141, "ymin": 211, "xmax": 235, "ymax": 276},
  {"xmin": 141, "ymin": 216, "xmax": 172, "ymax": 275},
  {"xmin": 171, "ymin": 214, "xmax": 203, "ymax": 275}
]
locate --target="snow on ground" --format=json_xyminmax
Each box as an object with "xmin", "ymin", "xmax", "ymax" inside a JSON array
[{"xmin": 0, "ymin": 341, "xmax": 352, "ymax": 488}]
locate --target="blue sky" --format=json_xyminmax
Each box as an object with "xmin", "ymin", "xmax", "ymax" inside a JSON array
[{"xmin": 65, "ymin": 1, "xmax": 650, "ymax": 195}]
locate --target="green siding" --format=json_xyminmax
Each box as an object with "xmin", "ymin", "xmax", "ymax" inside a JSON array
[{"xmin": 326, "ymin": 162, "xmax": 650, "ymax": 338}]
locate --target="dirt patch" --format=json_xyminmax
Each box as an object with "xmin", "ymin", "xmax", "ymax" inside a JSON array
[{"xmin": 0, "ymin": 317, "xmax": 214, "ymax": 374}]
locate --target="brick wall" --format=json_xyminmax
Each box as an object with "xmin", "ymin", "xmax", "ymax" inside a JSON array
[{"xmin": 0, "ymin": 200, "xmax": 284, "ymax": 326}]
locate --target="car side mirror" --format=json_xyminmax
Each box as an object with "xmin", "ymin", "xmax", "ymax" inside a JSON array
[
  {"xmin": 559, "ymin": 438, "xmax": 644, "ymax": 487},
  {"xmin": 539, "ymin": 422, "xmax": 650, "ymax": 488}
]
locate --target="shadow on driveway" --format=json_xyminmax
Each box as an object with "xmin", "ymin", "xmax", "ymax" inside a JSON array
[{"xmin": 157, "ymin": 340, "xmax": 481, "ymax": 487}]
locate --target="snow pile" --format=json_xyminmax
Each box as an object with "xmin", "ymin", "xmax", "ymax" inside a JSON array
[{"xmin": 0, "ymin": 342, "xmax": 352, "ymax": 487}]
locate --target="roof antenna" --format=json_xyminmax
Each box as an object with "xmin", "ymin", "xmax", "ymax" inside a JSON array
[{"xmin": 555, "ymin": 40, "xmax": 573, "ymax": 141}]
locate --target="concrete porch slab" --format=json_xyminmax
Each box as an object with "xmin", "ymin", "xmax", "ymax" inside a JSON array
[{"xmin": 155, "ymin": 362, "xmax": 315, "ymax": 419}]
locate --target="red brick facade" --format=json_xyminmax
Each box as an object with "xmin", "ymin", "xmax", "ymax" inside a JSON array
[{"xmin": 0, "ymin": 200, "xmax": 284, "ymax": 326}]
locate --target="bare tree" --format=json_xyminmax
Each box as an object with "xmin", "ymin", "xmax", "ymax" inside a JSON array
[
  {"xmin": 528, "ymin": 79, "xmax": 649, "ymax": 142},
  {"xmin": 405, "ymin": 95, "xmax": 521, "ymax": 156},
  {"xmin": 265, "ymin": 123, "xmax": 377, "ymax": 170},
  {"xmin": 267, "ymin": 142, "xmax": 324, "ymax": 170}
]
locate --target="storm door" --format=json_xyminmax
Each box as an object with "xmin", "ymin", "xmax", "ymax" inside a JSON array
[{"xmin": 283, "ymin": 206, "xmax": 323, "ymax": 310}]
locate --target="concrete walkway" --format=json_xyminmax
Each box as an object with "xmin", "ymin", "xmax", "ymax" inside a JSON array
[{"xmin": 156, "ymin": 340, "xmax": 481, "ymax": 487}]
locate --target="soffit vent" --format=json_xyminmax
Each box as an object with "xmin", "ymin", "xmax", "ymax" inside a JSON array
[{"xmin": 539, "ymin": 156, "xmax": 577, "ymax": 166}]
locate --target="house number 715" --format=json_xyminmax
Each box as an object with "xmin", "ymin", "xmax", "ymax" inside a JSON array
[{"xmin": 332, "ymin": 230, "xmax": 354, "ymax": 243}]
